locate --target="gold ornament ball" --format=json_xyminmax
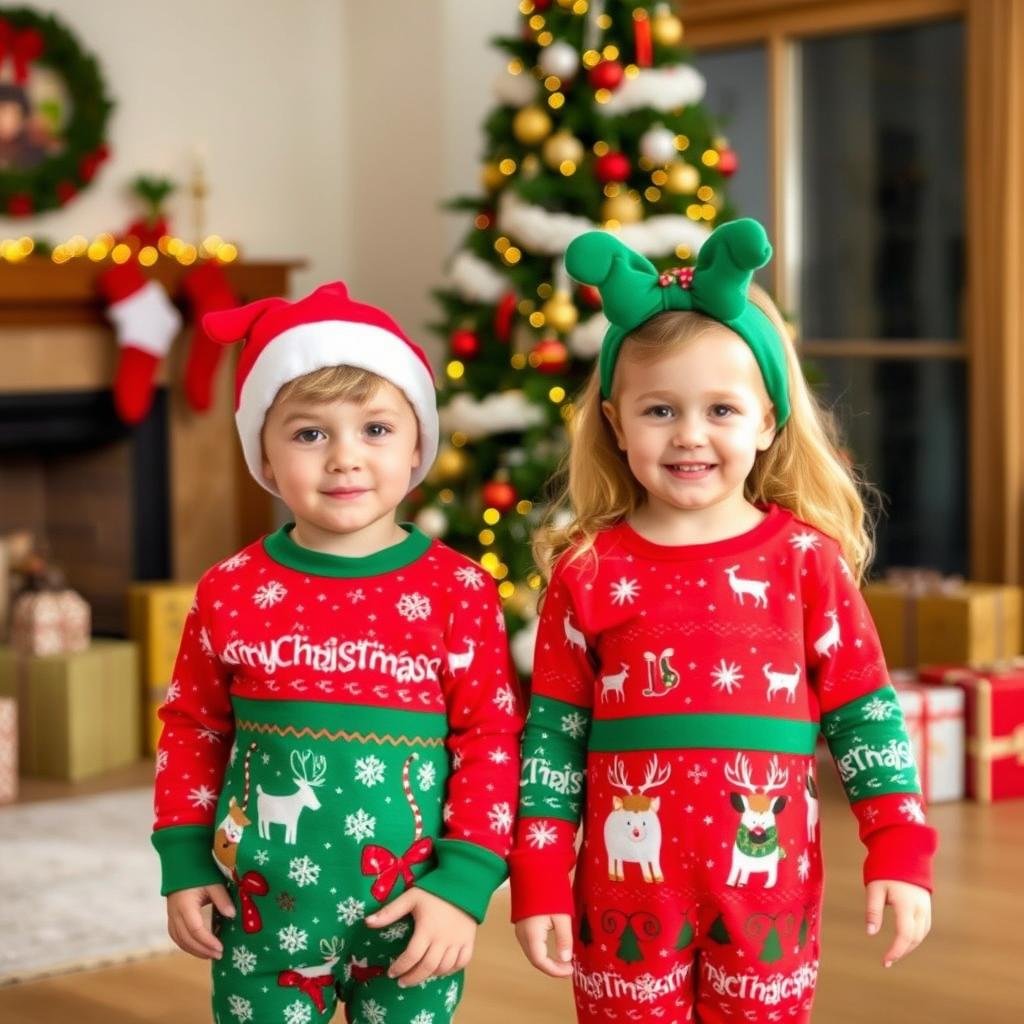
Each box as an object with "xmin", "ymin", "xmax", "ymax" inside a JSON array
[
  {"xmin": 665, "ymin": 160, "xmax": 701, "ymax": 195},
  {"xmin": 541, "ymin": 291, "xmax": 580, "ymax": 334},
  {"xmin": 513, "ymin": 105, "xmax": 553, "ymax": 146},
  {"xmin": 652, "ymin": 10, "xmax": 684, "ymax": 47},
  {"xmin": 428, "ymin": 445, "xmax": 469, "ymax": 484},
  {"xmin": 505, "ymin": 583, "xmax": 538, "ymax": 618},
  {"xmin": 602, "ymin": 192, "xmax": 644, "ymax": 225},
  {"xmin": 542, "ymin": 130, "xmax": 584, "ymax": 170},
  {"xmin": 480, "ymin": 161, "xmax": 505, "ymax": 192}
]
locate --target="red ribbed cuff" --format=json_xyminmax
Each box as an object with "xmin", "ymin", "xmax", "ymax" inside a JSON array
[
  {"xmin": 508, "ymin": 848, "xmax": 575, "ymax": 921},
  {"xmin": 862, "ymin": 824, "xmax": 938, "ymax": 892}
]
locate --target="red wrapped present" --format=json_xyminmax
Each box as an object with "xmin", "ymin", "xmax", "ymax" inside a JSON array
[
  {"xmin": 919, "ymin": 663, "xmax": 1024, "ymax": 802},
  {"xmin": 893, "ymin": 681, "xmax": 965, "ymax": 802}
]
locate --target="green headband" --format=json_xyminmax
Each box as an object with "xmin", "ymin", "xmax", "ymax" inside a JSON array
[{"xmin": 564, "ymin": 217, "xmax": 790, "ymax": 426}]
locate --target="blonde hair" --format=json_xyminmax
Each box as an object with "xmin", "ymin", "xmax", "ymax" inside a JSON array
[
  {"xmin": 272, "ymin": 365, "xmax": 389, "ymax": 407},
  {"xmin": 533, "ymin": 284, "xmax": 876, "ymax": 582}
]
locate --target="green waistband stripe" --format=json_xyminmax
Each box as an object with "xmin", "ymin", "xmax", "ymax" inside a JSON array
[
  {"xmin": 588, "ymin": 713, "xmax": 819, "ymax": 755},
  {"xmin": 232, "ymin": 697, "xmax": 449, "ymax": 743}
]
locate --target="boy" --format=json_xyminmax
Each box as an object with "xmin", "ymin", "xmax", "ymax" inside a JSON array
[{"xmin": 152, "ymin": 282, "xmax": 523, "ymax": 1024}]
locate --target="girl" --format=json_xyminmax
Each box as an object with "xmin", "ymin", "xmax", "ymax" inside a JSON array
[{"xmin": 509, "ymin": 219, "xmax": 934, "ymax": 1024}]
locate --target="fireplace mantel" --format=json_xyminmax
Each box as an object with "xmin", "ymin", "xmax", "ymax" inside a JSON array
[{"xmin": 1, "ymin": 257, "xmax": 301, "ymax": 581}]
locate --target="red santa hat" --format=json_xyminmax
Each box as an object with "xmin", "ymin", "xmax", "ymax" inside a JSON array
[{"xmin": 203, "ymin": 281, "xmax": 438, "ymax": 494}]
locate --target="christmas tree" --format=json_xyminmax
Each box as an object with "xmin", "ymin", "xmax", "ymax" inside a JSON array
[{"xmin": 410, "ymin": 1, "xmax": 739, "ymax": 665}]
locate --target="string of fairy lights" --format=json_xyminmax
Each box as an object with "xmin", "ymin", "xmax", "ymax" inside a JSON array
[{"xmin": 0, "ymin": 233, "xmax": 239, "ymax": 266}]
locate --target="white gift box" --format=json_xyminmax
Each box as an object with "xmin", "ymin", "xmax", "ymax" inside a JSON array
[{"xmin": 894, "ymin": 681, "xmax": 966, "ymax": 803}]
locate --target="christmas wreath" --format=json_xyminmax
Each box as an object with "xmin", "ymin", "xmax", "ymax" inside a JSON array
[{"xmin": 0, "ymin": 7, "xmax": 113, "ymax": 216}]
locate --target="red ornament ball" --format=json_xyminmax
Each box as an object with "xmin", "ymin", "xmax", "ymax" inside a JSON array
[
  {"xmin": 717, "ymin": 147, "xmax": 739, "ymax": 177},
  {"xmin": 589, "ymin": 59, "xmax": 625, "ymax": 92},
  {"xmin": 578, "ymin": 284, "xmax": 603, "ymax": 309},
  {"xmin": 450, "ymin": 328, "xmax": 481, "ymax": 359},
  {"xmin": 7, "ymin": 193, "xmax": 33, "ymax": 217},
  {"xmin": 532, "ymin": 0, "xmax": 552, "ymax": 8},
  {"xmin": 595, "ymin": 151, "xmax": 631, "ymax": 184},
  {"xmin": 482, "ymin": 480, "xmax": 517, "ymax": 513},
  {"xmin": 531, "ymin": 338, "xmax": 570, "ymax": 375}
]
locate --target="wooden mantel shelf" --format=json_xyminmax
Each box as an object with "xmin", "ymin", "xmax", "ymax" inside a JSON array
[{"xmin": 0, "ymin": 257, "xmax": 304, "ymax": 325}]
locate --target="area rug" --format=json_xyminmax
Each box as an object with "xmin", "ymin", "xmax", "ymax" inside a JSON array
[{"xmin": 0, "ymin": 787, "xmax": 175, "ymax": 985}]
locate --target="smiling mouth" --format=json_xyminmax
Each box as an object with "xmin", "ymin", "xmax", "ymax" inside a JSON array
[
  {"xmin": 665, "ymin": 463, "xmax": 716, "ymax": 473},
  {"xmin": 323, "ymin": 488, "xmax": 369, "ymax": 498}
]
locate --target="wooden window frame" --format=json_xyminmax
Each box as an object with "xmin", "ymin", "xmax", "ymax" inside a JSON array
[{"xmin": 681, "ymin": 0, "xmax": 1024, "ymax": 583}]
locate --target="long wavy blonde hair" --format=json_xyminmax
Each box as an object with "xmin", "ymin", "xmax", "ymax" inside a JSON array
[{"xmin": 533, "ymin": 284, "xmax": 877, "ymax": 582}]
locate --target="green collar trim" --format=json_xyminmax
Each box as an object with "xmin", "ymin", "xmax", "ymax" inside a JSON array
[
  {"xmin": 263, "ymin": 522, "xmax": 431, "ymax": 577},
  {"xmin": 564, "ymin": 218, "xmax": 791, "ymax": 426}
]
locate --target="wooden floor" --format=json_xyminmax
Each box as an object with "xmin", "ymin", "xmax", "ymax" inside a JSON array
[{"xmin": 2, "ymin": 764, "xmax": 1022, "ymax": 1023}]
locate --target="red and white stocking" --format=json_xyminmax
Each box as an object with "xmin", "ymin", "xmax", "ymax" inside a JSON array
[
  {"xmin": 98, "ymin": 262, "xmax": 182, "ymax": 424},
  {"xmin": 181, "ymin": 261, "xmax": 238, "ymax": 412}
]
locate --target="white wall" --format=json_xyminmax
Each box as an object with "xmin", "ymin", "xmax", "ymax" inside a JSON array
[{"xmin": 0, "ymin": 0, "xmax": 351, "ymax": 297}]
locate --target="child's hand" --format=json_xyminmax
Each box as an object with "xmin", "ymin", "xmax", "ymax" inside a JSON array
[
  {"xmin": 166, "ymin": 884, "xmax": 235, "ymax": 960},
  {"xmin": 514, "ymin": 914, "xmax": 574, "ymax": 978},
  {"xmin": 366, "ymin": 887, "xmax": 476, "ymax": 987},
  {"xmin": 865, "ymin": 879, "xmax": 932, "ymax": 967}
]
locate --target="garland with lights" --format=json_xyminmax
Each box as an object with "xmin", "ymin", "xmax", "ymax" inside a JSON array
[{"xmin": 0, "ymin": 7, "xmax": 113, "ymax": 216}]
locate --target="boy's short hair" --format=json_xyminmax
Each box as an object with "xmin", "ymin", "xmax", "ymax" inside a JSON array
[{"xmin": 273, "ymin": 365, "xmax": 389, "ymax": 408}]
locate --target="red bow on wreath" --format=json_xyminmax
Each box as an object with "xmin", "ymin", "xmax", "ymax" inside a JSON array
[
  {"xmin": 277, "ymin": 970, "xmax": 334, "ymax": 1013},
  {"xmin": 0, "ymin": 20, "xmax": 44, "ymax": 84},
  {"xmin": 360, "ymin": 837, "xmax": 434, "ymax": 901}
]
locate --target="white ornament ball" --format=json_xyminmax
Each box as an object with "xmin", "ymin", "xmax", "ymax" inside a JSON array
[
  {"xmin": 640, "ymin": 124, "xmax": 678, "ymax": 166},
  {"xmin": 538, "ymin": 41, "xmax": 580, "ymax": 81},
  {"xmin": 414, "ymin": 506, "xmax": 448, "ymax": 538},
  {"xmin": 511, "ymin": 616, "xmax": 539, "ymax": 677}
]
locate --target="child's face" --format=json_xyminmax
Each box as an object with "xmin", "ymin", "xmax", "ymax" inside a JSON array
[
  {"xmin": 261, "ymin": 381, "xmax": 420, "ymax": 543},
  {"xmin": 602, "ymin": 328, "xmax": 776, "ymax": 519}
]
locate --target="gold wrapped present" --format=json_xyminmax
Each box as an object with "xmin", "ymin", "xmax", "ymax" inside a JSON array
[
  {"xmin": 127, "ymin": 582, "xmax": 195, "ymax": 685},
  {"xmin": 0, "ymin": 640, "xmax": 140, "ymax": 781}
]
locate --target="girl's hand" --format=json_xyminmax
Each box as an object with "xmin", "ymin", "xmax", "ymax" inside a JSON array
[
  {"xmin": 366, "ymin": 888, "xmax": 476, "ymax": 987},
  {"xmin": 865, "ymin": 879, "xmax": 932, "ymax": 967},
  {"xmin": 166, "ymin": 884, "xmax": 235, "ymax": 960},
  {"xmin": 514, "ymin": 914, "xmax": 574, "ymax": 978}
]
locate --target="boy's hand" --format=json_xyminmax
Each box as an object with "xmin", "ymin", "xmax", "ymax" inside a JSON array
[
  {"xmin": 366, "ymin": 887, "xmax": 476, "ymax": 987},
  {"xmin": 515, "ymin": 914, "xmax": 574, "ymax": 978},
  {"xmin": 166, "ymin": 884, "xmax": 235, "ymax": 960},
  {"xmin": 865, "ymin": 879, "xmax": 932, "ymax": 967}
]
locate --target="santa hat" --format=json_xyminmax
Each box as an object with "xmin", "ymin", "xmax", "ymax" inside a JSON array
[{"xmin": 203, "ymin": 281, "xmax": 438, "ymax": 494}]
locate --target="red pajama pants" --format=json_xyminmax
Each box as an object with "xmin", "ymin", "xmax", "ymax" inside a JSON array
[{"xmin": 571, "ymin": 748, "xmax": 823, "ymax": 1024}]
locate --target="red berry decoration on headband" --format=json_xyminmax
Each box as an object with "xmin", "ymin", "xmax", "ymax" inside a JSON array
[
  {"xmin": 589, "ymin": 59, "xmax": 624, "ymax": 92},
  {"xmin": 657, "ymin": 267, "xmax": 694, "ymax": 290},
  {"xmin": 578, "ymin": 284, "xmax": 603, "ymax": 309}
]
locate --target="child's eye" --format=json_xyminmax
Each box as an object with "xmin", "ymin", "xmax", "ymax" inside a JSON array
[
  {"xmin": 710, "ymin": 404, "xmax": 737, "ymax": 418},
  {"xmin": 294, "ymin": 428, "xmax": 326, "ymax": 443},
  {"xmin": 642, "ymin": 404, "xmax": 674, "ymax": 419},
  {"xmin": 364, "ymin": 422, "xmax": 393, "ymax": 439}
]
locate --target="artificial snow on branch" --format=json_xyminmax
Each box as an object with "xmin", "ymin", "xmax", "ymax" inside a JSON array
[
  {"xmin": 568, "ymin": 312, "xmax": 609, "ymax": 359},
  {"xmin": 601, "ymin": 64, "xmax": 706, "ymax": 115},
  {"xmin": 440, "ymin": 390, "xmax": 546, "ymax": 439},
  {"xmin": 493, "ymin": 66, "xmax": 538, "ymax": 107},
  {"xmin": 447, "ymin": 250, "xmax": 510, "ymax": 304}
]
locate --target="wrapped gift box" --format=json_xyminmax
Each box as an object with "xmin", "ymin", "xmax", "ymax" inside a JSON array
[
  {"xmin": 893, "ymin": 681, "xmax": 965, "ymax": 802},
  {"xmin": 0, "ymin": 696, "xmax": 16, "ymax": 804},
  {"xmin": 919, "ymin": 663, "xmax": 1024, "ymax": 802},
  {"xmin": 0, "ymin": 640, "xmax": 140, "ymax": 781},
  {"xmin": 10, "ymin": 587, "xmax": 90, "ymax": 657},
  {"xmin": 127, "ymin": 582, "xmax": 195, "ymax": 684},
  {"xmin": 864, "ymin": 577, "xmax": 1022, "ymax": 669}
]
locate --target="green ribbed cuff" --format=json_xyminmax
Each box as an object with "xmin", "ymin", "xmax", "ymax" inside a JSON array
[
  {"xmin": 151, "ymin": 825, "xmax": 223, "ymax": 896},
  {"xmin": 414, "ymin": 839, "xmax": 508, "ymax": 923}
]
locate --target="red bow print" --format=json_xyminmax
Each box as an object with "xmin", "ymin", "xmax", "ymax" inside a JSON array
[
  {"xmin": 0, "ymin": 21, "xmax": 43, "ymax": 84},
  {"xmin": 347, "ymin": 956, "xmax": 386, "ymax": 984},
  {"xmin": 235, "ymin": 869, "xmax": 269, "ymax": 934},
  {"xmin": 360, "ymin": 836, "xmax": 434, "ymax": 901},
  {"xmin": 277, "ymin": 969, "xmax": 334, "ymax": 1014}
]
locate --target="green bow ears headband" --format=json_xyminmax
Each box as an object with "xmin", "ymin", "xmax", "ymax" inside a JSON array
[{"xmin": 563, "ymin": 217, "xmax": 791, "ymax": 427}]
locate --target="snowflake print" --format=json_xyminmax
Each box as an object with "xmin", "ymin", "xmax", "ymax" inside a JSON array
[
  {"xmin": 863, "ymin": 697, "xmax": 897, "ymax": 722},
  {"xmin": 197, "ymin": 728, "xmax": 222, "ymax": 744},
  {"xmin": 899, "ymin": 797, "xmax": 926, "ymax": 823},
  {"xmin": 634, "ymin": 974, "xmax": 661, "ymax": 1004},
  {"xmin": 396, "ymin": 592, "xmax": 431, "ymax": 622},
  {"xmin": 344, "ymin": 809, "xmax": 376, "ymax": 842},
  {"xmin": 360, "ymin": 1000, "xmax": 388, "ymax": 1024},
  {"xmin": 380, "ymin": 921, "xmax": 410, "ymax": 942},
  {"xmin": 199, "ymin": 626, "xmax": 215, "ymax": 658},
  {"xmin": 253, "ymin": 580, "xmax": 287, "ymax": 609},
  {"xmin": 489, "ymin": 748, "xmax": 511, "ymax": 765},
  {"xmin": 797, "ymin": 850, "xmax": 811, "ymax": 883},
  {"xmin": 253, "ymin": 848, "xmax": 270, "ymax": 866},
  {"xmin": 348, "ymin": 588, "xmax": 366, "ymax": 604},
  {"xmin": 277, "ymin": 924, "xmax": 308, "ymax": 954},
  {"xmin": 155, "ymin": 749, "xmax": 168, "ymax": 773},
  {"xmin": 443, "ymin": 801, "xmax": 454, "ymax": 823},
  {"xmin": 227, "ymin": 994, "xmax": 253, "ymax": 1022},
  {"xmin": 445, "ymin": 980, "xmax": 460, "ymax": 1013},
  {"xmin": 337, "ymin": 896, "xmax": 366, "ymax": 926},
  {"xmin": 526, "ymin": 821, "xmax": 558, "ymax": 849},
  {"xmin": 493, "ymin": 685, "xmax": 517, "ymax": 715},
  {"xmin": 838, "ymin": 556, "xmax": 854, "ymax": 580},
  {"xmin": 354, "ymin": 755, "xmax": 386, "ymax": 787},
  {"xmin": 410, "ymin": 1012, "xmax": 435, "ymax": 1024},
  {"xmin": 231, "ymin": 944, "xmax": 257, "ymax": 976},
  {"xmin": 188, "ymin": 785, "xmax": 217, "ymax": 810},
  {"xmin": 164, "ymin": 679, "xmax": 181, "ymax": 703},
  {"xmin": 288, "ymin": 855, "xmax": 321, "ymax": 888},
  {"xmin": 284, "ymin": 1000, "xmax": 312, "ymax": 1024},
  {"xmin": 561, "ymin": 711, "xmax": 587, "ymax": 739},
  {"xmin": 488, "ymin": 801, "xmax": 513, "ymax": 834},
  {"xmin": 416, "ymin": 761, "xmax": 437, "ymax": 790},
  {"xmin": 454, "ymin": 565, "xmax": 485, "ymax": 590},
  {"xmin": 711, "ymin": 660, "xmax": 743, "ymax": 694},
  {"xmin": 789, "ymin": 531, "xmax": 821, "ymax": 553},
  {"xmin": 218, "ymin": 551, "xmax": 251, "ymax": 573},
  {"xmin": 610, "ymin": 577, "xmax": 640, "ymax": 605},
  {"xmin": 686, "ymin": 763, "xmax": 708, "ymax": 785}
]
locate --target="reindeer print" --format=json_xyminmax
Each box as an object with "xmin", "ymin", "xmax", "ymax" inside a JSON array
[
  {"xmin": 724, "ymin": 753, "xmax": 789, "ymax": 888},
  {"xmin": 563, "ymin": 611, "xmax": 587, "ymax": 653},
  {"xmin": 763, "ymin": 663, "xmax": 801, "ymax": 703},
  {"xmin": 256, "ymin": 749, "xmax": 327, "ymax": 844},
  {"xmin": 600, "ymin": 663, "xmax": 629, "ymax": 702},
  {"xmin": 814, "ymin": 610, "xmax": 841, "ymax": 658},
  {"xmin": 604, "ymin": 755, "xmax": 672, "ymax": 883}
]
